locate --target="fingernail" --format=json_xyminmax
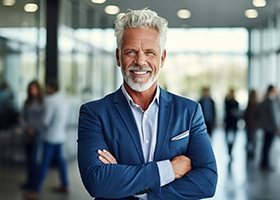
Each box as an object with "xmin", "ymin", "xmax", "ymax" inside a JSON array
[{"xmin": 103, "ymin": 149, "xmax": 107, "ymax": 152}]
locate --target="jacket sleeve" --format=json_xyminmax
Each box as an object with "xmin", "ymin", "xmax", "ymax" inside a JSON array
[
  {"xmin": 150, "ymin": 103, "xmax": 218, "ymax": 199},
  {"xmin": 77, "ymin": 103, "xmax": 161, "ymax": 199}
]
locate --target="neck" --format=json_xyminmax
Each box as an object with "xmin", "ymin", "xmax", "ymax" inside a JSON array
[{"xmin": 124, "ymin": 82, "xmax": 157, "ymax": 111}]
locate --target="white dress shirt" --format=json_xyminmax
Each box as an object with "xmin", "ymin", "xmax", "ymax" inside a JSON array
[
  {"xmin": 121, "ymin": 85, "xmax": 175, "ymax": 199},
  {"xmin": 43, "ymin": 91, "xmax": 68, "ymax": 144}
]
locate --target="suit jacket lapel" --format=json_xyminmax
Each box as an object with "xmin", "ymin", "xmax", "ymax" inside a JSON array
[
  {"xmin": 113, "ymin": 88, "xmax": 145, "ymax": 163},
  {"xmin": 154, "ymin": 88, "xmax": 173, "ymax": 160}
]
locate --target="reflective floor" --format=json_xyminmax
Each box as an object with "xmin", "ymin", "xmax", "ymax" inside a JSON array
[
  {"xmin": 0, "ymin": 127, "xmax": 280, "ymax": 200},
  {"xmin": 208, "ymin": 128, "xmax": 280, "ymax": 200}
]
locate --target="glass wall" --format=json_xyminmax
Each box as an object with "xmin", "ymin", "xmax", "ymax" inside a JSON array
[
  {"xmin": 249, "ymin": 1, "xmax": 280, "ymax": 99},
  {"xmin": 159, "ymin": 28, "xmax": 248, "ymax": 124},
  {"xmin": 57, "ymin": 0, "xmax": 118, "ymax": 158},
  {"xmin": 0, "ymin": 1, "xmax": 45, "ymax": 110},
  {"xmin": 0, "ymin": 0, "xmax": 118, "ymax": 113},
  {"xmin": 58, "ymin": 0, "xmax": 118, "ymax": 138},
  {"xmin": 0, "ymin": 0, "xmax": 118, "ymax": 160}
]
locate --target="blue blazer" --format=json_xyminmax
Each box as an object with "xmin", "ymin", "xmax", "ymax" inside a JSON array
[{"xmin": 78, "ymin": 87, "xmax": 217, "ymax": 200}]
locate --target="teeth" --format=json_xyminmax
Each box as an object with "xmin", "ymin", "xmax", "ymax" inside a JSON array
[{"xmin": 133, "ymin": 71, "xmax": 147, "ymax": 75}]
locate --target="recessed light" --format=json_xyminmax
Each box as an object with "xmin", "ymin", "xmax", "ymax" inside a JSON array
[
  {"xmin": 245, "ymin": 9, "xmax": 258, "ymax": 18},
  {"xmin": 104, "ymin": 5, "xmax": 120, "ymax": 15},
  {"xmin": 3, "ymin": 0, "xmax": 16, "ymax": 6},
  {"xmin": 24, "ymin": 3, "xmax": 38, "ymax": 12},
  {"xmin": 252, "ymin": 0, "xmax": 266, "ymax": 7},
  {"xmin": 91, "ymin": 0, "xmax": 106, "ymax": 4},
  {"xmin": 177, "ymin": 9, "xmax": 191, "ymax": 19}
]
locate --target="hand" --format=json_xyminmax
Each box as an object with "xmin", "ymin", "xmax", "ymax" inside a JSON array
[
  {"xmin": 170, "ymin": 155, "xmax": 192, "ymax": 179},
  {"xmin": 97, "ymin": 149, "xmax": 118, "ymax": 164}
]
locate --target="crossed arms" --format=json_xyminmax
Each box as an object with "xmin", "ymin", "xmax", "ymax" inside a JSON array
[{"xmin": 98, "ymin": 149, "xmax": 192, "ymax": 179}]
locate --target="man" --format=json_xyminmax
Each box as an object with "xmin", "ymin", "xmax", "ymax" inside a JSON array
[
  {"xmin": 224, "ymin": 88, "xmax": 239, "ymax": 160},
  {"xmin": 78, "ymin": 8, "xmax": 217, "ymax": 200},
  {"xmin": 259, "ymin": 85, "xmax": 280, "ymax": 170},
  {"xmin": 198, "ymin": 87, "xmax": 216, "ymax": 137}
]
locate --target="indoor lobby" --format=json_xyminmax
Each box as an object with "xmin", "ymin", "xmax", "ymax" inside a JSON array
[{"xmin": 1, "ymin": 0, "xmax": 280, "ymax": 200}]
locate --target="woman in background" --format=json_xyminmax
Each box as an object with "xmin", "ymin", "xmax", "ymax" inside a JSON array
[
  {"xmin": 21, "ymin": 80, "xmax": 45, "ymax": 190},
  {"xmin": 244, "ymin": 89, "xmax": 260, "ymax": 160}
]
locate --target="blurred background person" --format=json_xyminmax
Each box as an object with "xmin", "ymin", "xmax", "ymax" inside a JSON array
[
  {"xmin": 198, "ymin": 87, "xmax": 216, "ymax": 137},
  {"xmin": 243, "ymin": 89, "xmax": 260, "ymax": 160},
  {"xmin": 224, "ymin": 88, "xmax": 240, "ymax": 161},
  {"xmin": 25, "ymin": 78, "xmax": 69, "ymax": 200},
  {"xmin": 0, "ymin": 81, "xmax": 18, "ymax": 130},
  {"xmin": 20, "ymin": 80, "xmax": 45, "ymax": 190},
  {"xmin": 259, "ymin": 85, "xmax": 280, "ymax": 170}
]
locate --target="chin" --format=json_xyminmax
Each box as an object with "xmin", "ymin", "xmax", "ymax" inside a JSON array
[
  {"xmin": 126, "ymin": 78, "xmax": 156, "ymax": 92},
  {"xmin": 122, "ymin": 71, "xmax": 160, "ymax": 92}
]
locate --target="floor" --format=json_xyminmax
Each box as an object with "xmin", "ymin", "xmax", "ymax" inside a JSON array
[
  {"xmin": 0, "ymin": 127, "xmax": 280, "ymax": 200},
  {"xmin": 208, "ymin": 128, "xmax": 280, "ymax": 200}
]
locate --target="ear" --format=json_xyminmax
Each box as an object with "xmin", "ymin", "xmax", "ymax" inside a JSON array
[
  {"xmin": 160, "ymin": 49, "xmax": 166, "ymax": 68},
  {"xmin": 116, "ymin": 48, "xmax": 121, "ymax": 67}
]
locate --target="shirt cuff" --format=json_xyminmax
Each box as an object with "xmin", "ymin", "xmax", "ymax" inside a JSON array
[{"xmin": 156, "ymin": 160, "xmax": 175, "ymax": 187}]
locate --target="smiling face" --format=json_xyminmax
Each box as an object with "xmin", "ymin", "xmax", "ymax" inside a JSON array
[{"xmin": 116, "ymin": 27, "xmax": 166, "ymax": 92}]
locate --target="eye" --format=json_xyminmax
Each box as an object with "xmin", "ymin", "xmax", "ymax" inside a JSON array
[
  {"xmin": 125, "ymin": 50, "xmax": 136, "ymax": 56},
  {"xmin": 146, "ymin": 51, "xmax": 155, "ymax": 55}
]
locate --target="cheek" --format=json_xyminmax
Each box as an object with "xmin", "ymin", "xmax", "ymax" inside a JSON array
[
  {"xmin": 151, "ymin": 58, "xmax": 162, "ymax": 71},
  {"xmin": 121, "ymin": 57, "xmax": 133, "ymax": 68},
  {"xmin": 120, "ymin": 64, "xmax": 130, "ymax": 76}
]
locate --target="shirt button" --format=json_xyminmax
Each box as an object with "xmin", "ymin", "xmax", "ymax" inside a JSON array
[{"xmin": 145, "ymin": 140, "xmax": 149, "ymax": 144}]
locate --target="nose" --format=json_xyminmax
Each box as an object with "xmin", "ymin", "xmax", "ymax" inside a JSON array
[{"xmin": 134, "ymin": 51, "xmax": 146, "ymax": 66}]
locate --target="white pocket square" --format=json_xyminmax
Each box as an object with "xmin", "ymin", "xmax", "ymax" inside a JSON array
[{"xmin": 171, "ymin": 130, "xmax": 189, "ymax": 141}]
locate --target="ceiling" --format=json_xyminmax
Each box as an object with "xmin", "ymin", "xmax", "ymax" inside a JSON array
[
  {"xmin": 0, "ymin": 0, "xmax": 279, "ymax": 29},
  {"xmin": 85, "ymin": 0, "xmax": 280, "ymax": 28}
]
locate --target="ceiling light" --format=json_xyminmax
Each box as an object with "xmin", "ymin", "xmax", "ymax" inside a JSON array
[
  {"xmin": 3, "ymin": 0, "xmax": 16, "ymax": 6},
  {"xmin": 252, "ymin": 0, "xmax": 266, "ymax": 7},
  {"xmin": 91, "ymin": 0, "xmax": 106, "ymax": 4},
  {"xmin": 104, "ymin": 5, "xmax": 120, "ymax": 15},
  {"xmin": 177, "ymin": 9, "xmax": 191, "ymax": 19},
  {"xmin": 24, "ymin": 3, "xmax": 38, "ymax": 12},
  {"xmin": 245, "ymin": 9, "xmax": 258, "ymax": 18}
]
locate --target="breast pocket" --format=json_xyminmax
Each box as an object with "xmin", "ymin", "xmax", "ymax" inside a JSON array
[{"xmin": 170, "ymin": 130, "xmax": 190, "ymax": 148}]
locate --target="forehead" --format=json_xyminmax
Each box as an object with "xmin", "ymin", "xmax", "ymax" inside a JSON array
[{"xmin": 122, "ymin": 27, "xmax": 160, "ymax": 47}]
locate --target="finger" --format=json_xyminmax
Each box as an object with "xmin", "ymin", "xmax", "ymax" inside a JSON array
[
  {"xmin": 98, "ymin": 155, "xmax": 110, "ymax": 164},
  {"xmin": 97, "ymin": 149, "xmax": 117, "ymax": 164},
  {"xmin": 98, "ymin": 149, "xmax": 114, "ymax": 160}
]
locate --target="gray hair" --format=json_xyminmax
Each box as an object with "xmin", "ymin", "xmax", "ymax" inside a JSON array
[{"xmin": 114, "ymin": 8, "xmax": 168, "ymax": 51}]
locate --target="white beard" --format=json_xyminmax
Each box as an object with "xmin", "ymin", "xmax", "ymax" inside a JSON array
[{"xmin": 122, "ymin": 66, "xmax": 160, "ymax": 92}]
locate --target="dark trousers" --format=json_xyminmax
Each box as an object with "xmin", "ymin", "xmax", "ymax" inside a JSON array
[
  {"xmin": 205, "ymin": 121, "xmax": 214, "ymax": 137},
  {"xmin": 24, "ymin": 133, "xmax": 41, "ymax": 189},
  {"xmin": 261, "ymin": 131, "xmax": 275, "ymax": 168},
  {"xmin": 225, "ymin": 127, "xmax": 237, "ymax": 158},
  {"xmin": 246, "ymin": 127, "xmax": 257, "ymax": 159}
]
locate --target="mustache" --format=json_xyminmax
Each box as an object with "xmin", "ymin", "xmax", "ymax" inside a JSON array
[{"xmin": 128, "ymin": 66, "xmax": 152, "ymax": 72}]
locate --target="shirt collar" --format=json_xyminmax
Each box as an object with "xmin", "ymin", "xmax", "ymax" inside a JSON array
[{"xmin": 121, "ymin": 84, "xmax": 160, "ymax": 107}]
